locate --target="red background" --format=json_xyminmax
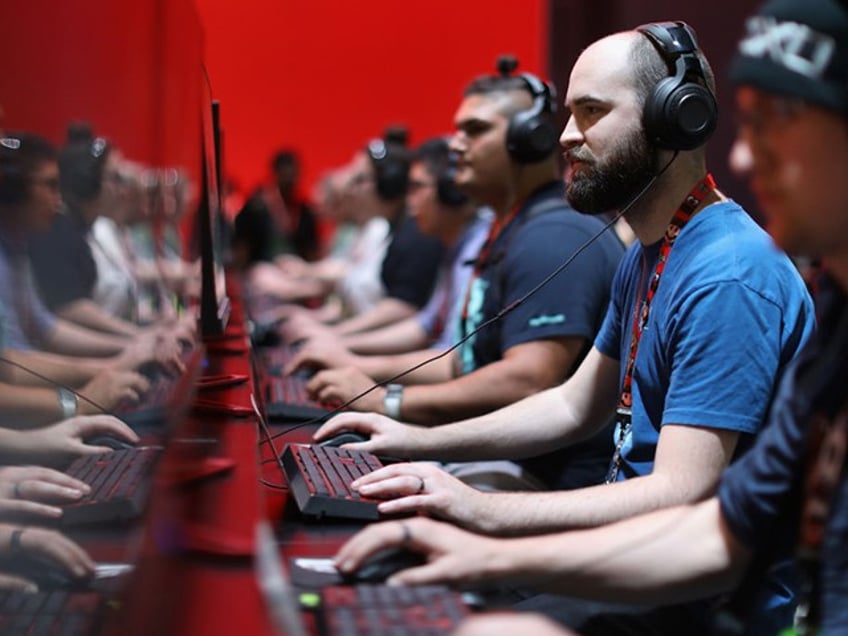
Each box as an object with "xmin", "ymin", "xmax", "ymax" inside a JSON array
[
  {"xmin": 1, "ymin": 0, "xmax": 547, "ymax": 201},
  {"xmin": 195, "ymin": 0, "xmax": 548, "ymax": 197}
]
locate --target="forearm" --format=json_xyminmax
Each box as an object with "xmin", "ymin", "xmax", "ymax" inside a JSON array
[
  {"xmin": 334, "ymin": 299, "xmax": 417, "ymax": 336},
  {"xmin": 44, "ymin": 321, "xmax": 127, "ymax": 357},
  {"xmin": 412, "ymin": 383, "xmax": 591, "ymax": 461},
  {"xmin": 0, "ymin": 428, "xmax": 49, "ymax": 464},
  {"xmin": 476, "ymin": 469, "xmax": 713, "ymax": 535},
  {"xmin": 358, "ymin": 350, "xmax": 454, "ymax": 385},
  {"xmin": 56, "ymin": 300, "xmax": 139, "ymax": 338},
  {"xmin": 496, "ymin": 499, "xmax": 748, "ymax": 605},
  {"xmin": 1, "ymin": 350, "xmax": 99, "ymax": 386},
  {"xmin": 0, "ymin": 383, "xmax": 65, "ymax": 428},
  {"xmin": 343, "ymin": 318, "xmax": 429, "ymax": 355},
  {"xmin": 397, "ymin": 357, "xmax": 566, "ymax": 425}
]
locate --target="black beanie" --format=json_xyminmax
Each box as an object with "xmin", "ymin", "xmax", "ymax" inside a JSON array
[{"xmin": 730, "ymin": 0, "xmax": 848, "ymax": 115}]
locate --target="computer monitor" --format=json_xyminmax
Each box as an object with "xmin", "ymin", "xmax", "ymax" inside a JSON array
[
  {"xmin": 254, "ymin": 521, "xmax": 308, "ymax": 636},
  {"xmin": 197, "ymin": 76, "xmax": 230, "ymax": 338}
]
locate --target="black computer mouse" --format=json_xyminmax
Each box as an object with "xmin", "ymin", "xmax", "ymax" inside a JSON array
[
  {"xmin": 1, "ymin": 553, "xmax": 89, "ymax": 590},
  {"xmin": 84, "ymin": 435, "xmax": 137, "ymax": 451},
  {"xmin": 342, "ymin": 547, "xmax": 426, "ymax": 584},
  {"xmin": 318, "ymin": 431, "xmax": 370, "ymax": 448}
]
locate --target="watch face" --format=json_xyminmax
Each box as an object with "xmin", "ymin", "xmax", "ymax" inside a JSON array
[{"xmin": 58, "ymin": 388, "xmax": 78, "ymax": 418}]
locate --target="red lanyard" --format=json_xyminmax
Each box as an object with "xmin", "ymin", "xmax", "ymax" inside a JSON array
[
  {"xmin": 606, "ymin": 173, "xmax": 716, "ymax": 483},
  {"xmin": 619, "ymin": 173, "xmax": 716, "ymax": 410}
]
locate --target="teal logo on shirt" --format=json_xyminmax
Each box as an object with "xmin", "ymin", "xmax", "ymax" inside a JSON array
[{"xmin": 528, "ymin": 313, "xmax": 566, "ymax": 328}]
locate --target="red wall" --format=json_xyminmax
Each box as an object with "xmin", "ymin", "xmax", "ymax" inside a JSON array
[
  {"xmin": 1, "ymin": 0, "xmax": 547, "ymax": 207},
  {"xmin": 0, "ymin": 0, "xmax": 203, "ymax": 180},
  {"xmin": 195, "ymin": 0, "xmax": 548, "ymax": 198}
]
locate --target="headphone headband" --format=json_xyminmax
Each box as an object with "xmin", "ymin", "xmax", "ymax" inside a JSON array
[
  {"xmin": 636, "ymin": 21, "xmax": 718, "ymax": 150},
  {"xmin": 504, "ymin": 67, "xmax": 559, "ymax": 163}
]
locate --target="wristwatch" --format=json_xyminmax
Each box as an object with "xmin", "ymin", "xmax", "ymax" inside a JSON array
[
  {"xmin": 57, "ymin": 387, "xmax": 78, "ymax": 419},
  {"xmin": 383, "ymin": 383, "xmax": 403, "ymax": 419}
]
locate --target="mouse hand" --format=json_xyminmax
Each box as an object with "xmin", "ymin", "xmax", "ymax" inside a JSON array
[
  {"xmin": 0, "ymin": 466, "xmax": 91, "ymax": 519},
  {"xmin": 0, "ymin": 525, "xmax": 95, "ymax": 584},
  {"xmin": 314, "ymin": 412, "xmax": 425, "ymax": 456},
  {"xmin": 350, "ymin": 463, "xmax": 491, "ymax": 531},
  {"xmin": 29, "ymin": 415, "xmax": 140, "ymax": 465},
  {"xmin": 335, "ymin": 517, "xmax": 503, "ymax": 588},
  {"xmin": 306, "ymin": 367, "xmax": 381, "ymax": 412},
  {"xmin": 453, "ymin": 614, "xmax": 578, "ymax": 636}
]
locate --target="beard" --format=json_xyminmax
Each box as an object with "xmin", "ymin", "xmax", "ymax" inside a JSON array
[{"xmin": 566, "ymin": 126, "xmax": 659, "ymax": 215}]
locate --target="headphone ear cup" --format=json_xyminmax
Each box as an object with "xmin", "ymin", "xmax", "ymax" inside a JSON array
[
  {"xmin": 436, "ymin": 172, "xmax": 468, "ymax": 207},
  {"xmin": 506, "ymin": 110, "xmax": 558, "ymax": 164},
  {"xmin": 0, "ymin": 162, "xmax": 26, "ymax": 206},
  {"xmin": 644, "ymin": 77, "xmax": 717, "ymax": 151},
  {"xmin": 375, "ymin": 161, "xmax": 409, "ymax": 200}
]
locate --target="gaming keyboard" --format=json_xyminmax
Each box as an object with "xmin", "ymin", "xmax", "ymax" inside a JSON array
[
  {"xmin": 115, "ymin": 344, "xmax": 203, "ymax": 428},
  {"xmin": 318, "ymin": 584, "xmax": 472, "ymax": 636},
  {"xmin": 281, "ymin": 444, "xmax": 384, "ymax": 520},
  {"xmin": 61, "ymin": 447, "xmax": 161, "ymax": 525},
  {"xmin": 0, "ymin": 588, "xmax": 103, "ymax": 636},
  {"xmin": 264, "ymin": 375, "xmax": 334, "ymax": 422}
]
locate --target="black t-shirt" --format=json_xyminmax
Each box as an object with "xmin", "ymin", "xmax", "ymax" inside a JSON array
[
  {"xmin": 380, "ymin": 214, "xmax": 443, "ymax": 309},
  {"xmin": 719, "ymin": 274, "xmax": 848, "ymax": 634},
  {"xmin": 29, "ymin": 212, "xmax": 97, "ymax": 312}
]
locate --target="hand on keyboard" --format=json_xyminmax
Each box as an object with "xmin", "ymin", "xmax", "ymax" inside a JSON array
[
  {"xmin": 335, "ymin": 517, "xmax": 502, "ymax": 588},
  {"xmin": 306, "ymin": 367, "xmax": 381, "ymax": 413},
  {"xmin": 23, "ymin": 415, "xmax": 139, "ymax": 467},
  {"xmin": 0, "ymin": 524, "xmax": 94, "ymax": 591},
  {"xmin": 314, "ymin": 411, "xmax": 425, "ymax": 458},
  {"xmin": 80, "ymin": 369, "xmax": 149, "ymax": 414},
  {"xmin": 0, "ymin": 466, "xmax": 90, "ymax": 519},
  {"xmin": 350, "ymin": 462, "xmax": 486, "ymax": 529}
]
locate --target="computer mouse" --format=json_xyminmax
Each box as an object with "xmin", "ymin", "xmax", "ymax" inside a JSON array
[
  {"xmin": 84, "ymin": 435, "xmax": 137, "ymax": 451},
  {"xmin": 1, "ymin": 552, "xmax": 89, "ymax": 590},
  {"xmin": 318, "ymin": 431, "xmax": 370, "ymax": 448},
  {"xmin": 342, "ymin": 547, "xmax": 426, "ymax": 584}
]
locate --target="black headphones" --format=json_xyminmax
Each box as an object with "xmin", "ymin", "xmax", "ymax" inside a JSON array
[
  {"xmin": 366, "ymin": 138, "xmax": 410, "ymax": 201},
  {"xmin": 636, "ymin": 21, "xmax": 718, "ymax": 151},
  {"xmin": 0, "ymin": 137, "xmax": 27, "ymax": 206},
  {"xmin": 59, "ymin": 136, "xmax": 109, "ymax": 202},
  {"xmin": 436, "ymin": 141, "xmax": 469, "ymax": 207},
  {"xmin": 499, "ymin": 57, "xmax": 559, "ymax": 164}
]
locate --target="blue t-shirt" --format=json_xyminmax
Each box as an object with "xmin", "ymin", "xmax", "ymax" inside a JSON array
[
  {"xmin": 719, "ymin": 274, "xmax": 848, "ymax": 635},
  {"xmin": 0, "ymin": 236, "xmax": 56, "ymax": 350},
  {"xmin": 458, "ymin": 181, "xmax": 624, "ymax": 375},
  {"xmin": 595, "ymin": 200, "xmax": 814, "ymax": 480}
]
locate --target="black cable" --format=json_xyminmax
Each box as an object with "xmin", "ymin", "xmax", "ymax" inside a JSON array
[
  {"xmin": 261, "ymin": 151, "xmax": 680, "ymax": 445},
  {"xmin": 251, "ymin": 392, "xmax": 289, "ymax": 490},
  {"xmin": 0, "ymin": 355, "xmax": 111, "ymax": 415}
]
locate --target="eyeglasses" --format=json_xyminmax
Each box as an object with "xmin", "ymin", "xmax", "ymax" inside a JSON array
[{"xmin": 735, "ymin": 96, "xmax": 807, "ymax": 136}]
